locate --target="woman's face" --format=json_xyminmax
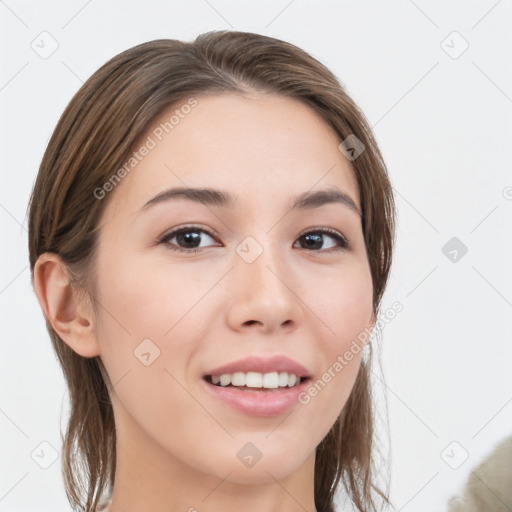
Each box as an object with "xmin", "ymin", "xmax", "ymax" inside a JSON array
[{"xmin": 93, "ymin": 92, "xmax": 374, "ymax": 486}]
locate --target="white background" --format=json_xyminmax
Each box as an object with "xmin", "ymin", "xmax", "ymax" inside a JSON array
[{"xmin": 1, "ymin": 1, "xmax": 511, "ymax": 511}]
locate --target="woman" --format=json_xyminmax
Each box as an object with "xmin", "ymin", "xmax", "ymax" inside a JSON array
[{"xmin": 28, "ymin": 30, "xmax": 396, "ymax": 512}]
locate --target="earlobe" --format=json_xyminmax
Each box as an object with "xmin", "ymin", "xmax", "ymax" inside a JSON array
[{"xmin": 33, "ymin": 253, "xmax": 100, "ymax": 358}]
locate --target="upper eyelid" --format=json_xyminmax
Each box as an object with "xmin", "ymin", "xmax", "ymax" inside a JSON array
[
  {"xmin": 160, "ymin": 225, "xmax": 345, "ymax": 239},
  {"xmin": 161, "ymin": 225, "xmax": 220, "ymax": 241}
]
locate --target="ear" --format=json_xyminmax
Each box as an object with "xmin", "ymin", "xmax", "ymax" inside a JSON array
[{"xmin": 33, "ymin": 252, "xmax": 100, "ymax": 358}]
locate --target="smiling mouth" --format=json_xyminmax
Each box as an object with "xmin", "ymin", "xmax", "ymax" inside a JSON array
[{"xmin": 204, "ymin": 373, "xmax": 310, "ymax": 391}]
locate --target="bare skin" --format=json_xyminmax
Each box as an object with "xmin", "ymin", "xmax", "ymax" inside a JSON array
[{"xmin": 34, "ymin": 92, "xmax": 375, "ymax": 512}]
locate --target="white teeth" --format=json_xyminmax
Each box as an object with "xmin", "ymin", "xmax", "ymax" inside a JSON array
[
  {"xmin": 210, "ymin": 371, "xmax": 302, "ymax": 389},
  {"xmin": 278, "ymin": 371, "xmax": 289, "ymax": 387},
  {"xmin": 262, "ymin": 372, "xmax": 279, "ymax": 388},
  {"xmin": 231, "ymin": 372, "xmax": 245, "ymax": 386},
  {"xmin": 219, "ymin": 374, "xmax": 231, "ymax": 386},
  {"xmin": 245, "ymin": 372, "xmax": 262, "ymax": 387}
]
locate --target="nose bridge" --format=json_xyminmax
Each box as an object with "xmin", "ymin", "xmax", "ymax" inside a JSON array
[
  {"xmin": 235, "ymin": 232, "xmax": 286, "ymax": 290},
  {"xmin": 227, "ymin": 231, "xmax": 302, "ymax": 331}
]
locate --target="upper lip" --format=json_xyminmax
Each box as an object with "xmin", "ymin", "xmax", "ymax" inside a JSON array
[{"xmin": 204, "ymin": 355, "xmax": 310, "ymax": 378}]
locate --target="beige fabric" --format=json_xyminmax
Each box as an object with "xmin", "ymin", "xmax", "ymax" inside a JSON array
[{"xmin": 447, "ymin": 435, "xmax": 512, "ymax": 512}]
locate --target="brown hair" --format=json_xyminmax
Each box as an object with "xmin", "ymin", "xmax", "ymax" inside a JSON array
[{"xmin": 27, "ymin": 30, "xmax": 396, "ymax": 512}]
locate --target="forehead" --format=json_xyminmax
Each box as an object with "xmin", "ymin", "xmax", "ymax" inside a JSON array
[{"xmin": 102, "ymin": 93, "xmax": 360, "ymax": 220}]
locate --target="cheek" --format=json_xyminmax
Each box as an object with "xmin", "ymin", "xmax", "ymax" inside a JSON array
[
  {"xmin": 92, "ymin": 255, "xmax": 208, "ymax": 447},
  {"xmin": 310, "ymin": 261, "xmax": 374, "ymax": 349},
  {"xmin": 299, "ymin": 262, "xmax": 373, "ymax": 419},
  {"xmin": 95, "ymin": 250, "xmax": 205, "ymax": 344},
  {"xmin": 93, "ymin": 251, "xmax": 222, "ymax": 412}
]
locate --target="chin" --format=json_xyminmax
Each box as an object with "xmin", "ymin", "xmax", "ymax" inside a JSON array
[{"xmin": 221, "ymin": 462, "xmax": 304, "ymax": 485}]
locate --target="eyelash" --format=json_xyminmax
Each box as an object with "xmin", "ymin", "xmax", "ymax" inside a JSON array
[{"xmin": 157, "ymin": 225, "xmax": 351, "ymax": 254}]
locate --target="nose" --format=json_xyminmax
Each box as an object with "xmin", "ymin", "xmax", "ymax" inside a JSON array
[{"xmin": 225, "ymin": 237, "xmax": 304, "ymax": 335}]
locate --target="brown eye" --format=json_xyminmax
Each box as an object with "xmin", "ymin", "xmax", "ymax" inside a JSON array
[
  {"xmin": 295, "ymin": 228, "xmax": 350, "ymax": 252},
  {"xmin": 159, "ymin": 226, "xmax": 219, "ymax": 253},
  {"xmin": 158, "ymin": 226, "xmax": 350, "ymax": 254}
]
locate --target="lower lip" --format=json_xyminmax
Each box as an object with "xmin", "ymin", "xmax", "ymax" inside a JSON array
[{"xmin": 202, "ymin": 378, "xmax": 310, "ymax": 418}]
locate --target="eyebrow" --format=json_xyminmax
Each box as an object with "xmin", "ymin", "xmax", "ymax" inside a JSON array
[{"xmin": 138, "ymin": 186, "xmax": 361, "ymax": 216}]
